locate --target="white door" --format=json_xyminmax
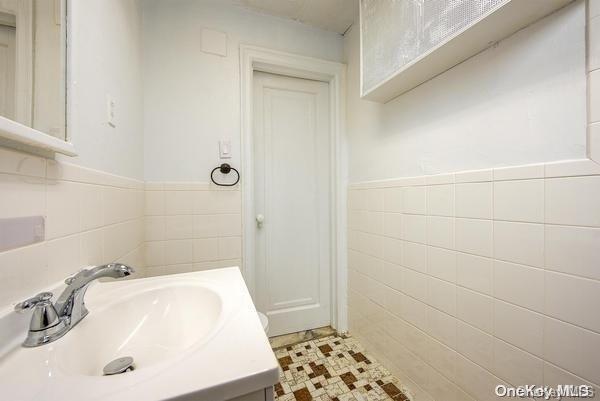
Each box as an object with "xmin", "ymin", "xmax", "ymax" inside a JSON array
[
  {"xmin": 253, "ymin": 71, "xmax": 331, "ymax": 336},
  {"xmin": 0, "ymin": 24, "xmax": 16, "ymax": 120}
]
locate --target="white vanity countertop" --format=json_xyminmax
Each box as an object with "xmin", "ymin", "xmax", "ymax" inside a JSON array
[{"xmin": 0, "ymin": 267, "xmax": 280, "ymax": 401}]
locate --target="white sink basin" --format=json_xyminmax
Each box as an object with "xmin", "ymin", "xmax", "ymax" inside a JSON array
[
  {"xmin": 0, "ymin": 267, "xmax": 278, "ymax": 401},
  {"xmin": 58, "ymin": 283, "xmax": 223, "ymax": 376}
]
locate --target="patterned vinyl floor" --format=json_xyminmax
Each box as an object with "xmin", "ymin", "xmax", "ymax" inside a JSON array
[{"xmin": 272, "ymin": 334, "xmax": 409, "ymax": 401}]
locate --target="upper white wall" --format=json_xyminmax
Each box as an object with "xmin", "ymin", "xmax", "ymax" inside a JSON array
[
  {"xmin": 344, "ymin": 1, "xmax": 586, "ymax": 183},
  {"xmin": 64, "ymin": 0, "xmax": 144, "ymax": 179},
  {"xmin": 142, "ymin": 0, "xmax": 344, "ymax": 182}
]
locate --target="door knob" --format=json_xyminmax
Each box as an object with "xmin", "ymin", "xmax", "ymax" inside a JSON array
[{"xmin": 256, "ymin": 214, "xmax": 265, "ymax": 228}]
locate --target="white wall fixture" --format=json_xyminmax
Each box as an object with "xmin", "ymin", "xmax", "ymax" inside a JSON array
[{"xmin": 360, "ymin": 0, "xmax": 575, "ymax": 102}]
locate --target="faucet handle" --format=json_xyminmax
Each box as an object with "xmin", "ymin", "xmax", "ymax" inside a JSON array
[
  {"xmin": 15, "ymin": 292, "xmax": 54, "ymax": 313},
  {"xmin": 16, "ymin": 292, "xmax": 67, "ymax": 346}
]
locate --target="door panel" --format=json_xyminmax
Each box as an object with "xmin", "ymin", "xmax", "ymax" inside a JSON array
[{"xmin": 253, "ymin": 72, "xmax": 331, "ymax": 336}]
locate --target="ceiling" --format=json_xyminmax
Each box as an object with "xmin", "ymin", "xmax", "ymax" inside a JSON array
[{"xmin": 231, "ymin": 0, "xmax": 358, "ymax": 35}]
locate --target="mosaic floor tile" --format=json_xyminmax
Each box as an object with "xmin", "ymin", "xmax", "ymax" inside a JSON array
[
  {"xmin": 270, "ymin": 326, "xmax": 337, "ymax": 349},
  {"xmin": 273, "ymin": 334, "xmax": 409, "ymax": 401}
]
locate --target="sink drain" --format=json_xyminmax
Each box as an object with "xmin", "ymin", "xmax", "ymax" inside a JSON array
[{"xmin": 103, "ymin": 356, "xmax": 135, "ymax": 375}]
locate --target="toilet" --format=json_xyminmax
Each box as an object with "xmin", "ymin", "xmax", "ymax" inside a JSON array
[{"xmin": 257, "ymin": 312, "xmax": 269, "ymax": 334}]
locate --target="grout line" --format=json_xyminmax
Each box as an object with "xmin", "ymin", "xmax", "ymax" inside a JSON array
[{"xmin": 144, "ymin": 235, "xmax": 242, "ymax": 242}]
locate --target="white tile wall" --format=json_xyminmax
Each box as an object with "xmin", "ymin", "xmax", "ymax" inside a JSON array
[
  {"xmin": 493, "ymin": 300, "xmax": 543, "ymax": 357},
  {"xmin": 456, "ymin": 320, "xmax": 493, "ymax": 371},
  {"xmin": 493, "ymin": 221, "xmax": 544, "ymax": 267},
  {"xmin": 494, "ymin": 260, "xmax": 544, "ymax": 313},
  {"xmin": 493, "ymin": 179, "xmax": 544, "ymax": 223},
  {"xmin": 143, "ymin": 183, "xmax": 242, "ymax": 276},
  {"xmin": 544, "ymin": 224, "xmax": 600, "ymax": 279},
  {"xmin": 492, "ymin": 338, "xmax": 543, "ymax": 387},
  {"xmin": 455, "ymin": 182, "xmax": 492, "ymax": 219},
  {"xmin": 0, "ymin": 148, "xmax": 145, "ymax": 307},
  {"xmin": 347, "ymin": 158, "xmax": 600, "ymax": 400},
  {"xmin": 426, "ymin": 184, "xmax": 454, "ymax": 217},
  {"xmin": 589, "ymin": 0, "xmax": 600, "ymax": 163},
  {"xmin": 455, "ymin": 252, "xmax": 492, "ymax": 295},
  {"xmin": 427, "ymin": 246, "xmax": 456, "ymax": 283},
  {"xmin": 455, "ymin": 218, "xmax": 493, "ymax": 257}
]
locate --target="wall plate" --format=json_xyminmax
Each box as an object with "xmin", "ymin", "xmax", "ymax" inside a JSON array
[{"xmin": 0, "ymin": 216, "xmax": 45, "ymax": 252}]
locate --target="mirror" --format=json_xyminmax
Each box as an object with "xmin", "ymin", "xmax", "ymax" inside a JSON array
[{"xmin": 0, "ymin": 0, "xmax": 66, "ymax": 140}]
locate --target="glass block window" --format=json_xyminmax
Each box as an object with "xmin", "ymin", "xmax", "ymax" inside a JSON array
[{"xmin": 360, "ymin": 0, "xmax": 509, "ymax": 95}]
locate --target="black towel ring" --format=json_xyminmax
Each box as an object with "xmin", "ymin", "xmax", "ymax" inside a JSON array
[{"xmin": 210, "ymin": 163, "xmax": 240, "ymax": 187}]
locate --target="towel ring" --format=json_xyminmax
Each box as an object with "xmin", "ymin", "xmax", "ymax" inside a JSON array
[{"xmin": 210, "ymin": 163, "xmax": 240, "ymax": 187}]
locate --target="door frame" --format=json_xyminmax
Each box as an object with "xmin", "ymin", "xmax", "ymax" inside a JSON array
[{"xmin": 240, "ymin": 45, "xmax": 348, "ymax": 332}]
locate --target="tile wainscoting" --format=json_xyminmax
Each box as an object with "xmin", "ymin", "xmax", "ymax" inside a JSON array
[
  {"xmin": 0, "ymin": 147, "xmax": 145, "ymax": 308},
  {"xmin": 144, "ymin": 182, "xmax": 242, "ymax": 276},
  {"xmin": 347, "ymin": 159, "xmax": 600, "ymax": 401},
  {"xmin": 0, "ymin": 146, "xmax": 243, "ymax": 309}
]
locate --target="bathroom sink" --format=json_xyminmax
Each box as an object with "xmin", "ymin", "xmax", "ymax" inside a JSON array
[
  {"xmin": 57, "ymin": 283, "xmax": 223, "ymax": 376},
  {"xmin": 0, "ymin": 267, "xmax": 279, "ymax": 401}
]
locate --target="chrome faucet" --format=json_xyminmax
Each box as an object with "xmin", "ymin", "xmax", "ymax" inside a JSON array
[{"xmin": 15, "ymin": 263, "xmax": 134, "ymax": 347}]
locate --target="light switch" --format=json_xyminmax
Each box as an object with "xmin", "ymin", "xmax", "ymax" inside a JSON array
[
  {"xmin": 219, "ymin": 140, "xmax": 232, "ymax": 159},
  {"xmin": 106, "ymin": 95, "xmax": 116, "ymax": 128}
]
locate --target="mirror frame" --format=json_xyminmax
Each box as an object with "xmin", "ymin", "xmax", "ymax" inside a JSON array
[{"xmin": 0, "ymin": 0, "xmax": 76, "ymax": 156}]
